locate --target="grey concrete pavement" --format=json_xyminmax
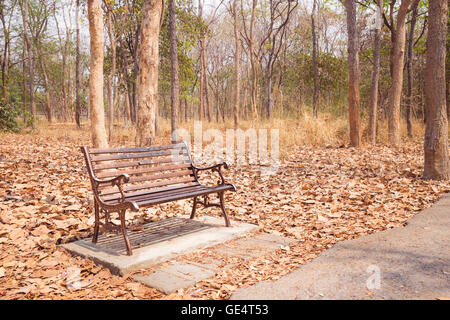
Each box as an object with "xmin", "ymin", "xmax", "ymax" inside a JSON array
[{"xmin": 231, "ymin": 194, "xmax": 450, "ymax": 300}]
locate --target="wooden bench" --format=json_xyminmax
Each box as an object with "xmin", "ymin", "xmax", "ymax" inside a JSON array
[{"xmin": 81, "ymin": 142, "xmax": 236, "ymax": 255}]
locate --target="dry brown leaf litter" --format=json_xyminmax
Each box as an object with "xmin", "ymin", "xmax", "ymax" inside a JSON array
[{"xmin": 0, "ymin": 132, "xmax": 448, "ymax": 300}]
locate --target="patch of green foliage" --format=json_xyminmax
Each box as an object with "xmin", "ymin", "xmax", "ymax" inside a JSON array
[{"xmin": 0, "ymin": 99, "xmax": 20, "ymax": 133}]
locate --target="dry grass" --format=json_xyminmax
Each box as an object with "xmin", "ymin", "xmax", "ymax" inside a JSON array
[{"xmin": 28, "ymin": 112, "xmax": 429, "ymax": 160}]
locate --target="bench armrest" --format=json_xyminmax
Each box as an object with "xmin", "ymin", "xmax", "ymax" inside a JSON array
[
  {"xmin": 90, "ymin": 174, "xmax": 139, "ymax": 211},
  {"xmin": 193, "ymin": 162, "xmax": 229, "ymax": 171},
  {"xmin": 92, "ymin": 173, "xmax": 130, "ymax": 186},
  {"xmin": 192, "ymin": 162, "xmax": 229, "ymax": 185}
]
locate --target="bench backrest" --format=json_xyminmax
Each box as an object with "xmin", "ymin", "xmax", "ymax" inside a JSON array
[{"xmin": 81, "ymin": 142, "xmax": 198, "ymax": 201}]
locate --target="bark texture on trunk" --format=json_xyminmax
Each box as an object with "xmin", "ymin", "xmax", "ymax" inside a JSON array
[
  {"xmin": 233, "ymin": 0, "xmax": 240, "ymax": 128},
  {"xmin": 406, "ymin": 4, "xmax": 418, "ymax": 138},
  {"xmin": 88, "ymin": 0, "xmax": 108, "ymax": 148},
  {"xmin": 169, "ymin": 0, "xmax": 180, "ymax": 142},
  {"xmin": 368, "ymin": 0, "xmax": 382, "ymax": 144},
  {"xmin": 345, "ymin": 0, "xmax": 361, "ymax": 147},
  {"xmin": 311, "ymin": 0, "xmax": 318, "ymax": 118},
  {"xmin": 386, "ymin": 0, "xmax": 413, "ymax": 146},
  {"xmin": 135, "ymin": 0, "xmax": 163, "ymax": 147},
  {"xmin": 75, "ymin": 0, "xmax": 81, "ymax": 128},
  {"xmin": 106, "ymin": 7, "xmax": 116, "ymax": 141},
  {"xmin": 423, "ymin": 0, "xmax": 449, "ymax": 180},
  {"xmin": 22, "ymin": 0, "xmax": 36, "ymax": 127}
]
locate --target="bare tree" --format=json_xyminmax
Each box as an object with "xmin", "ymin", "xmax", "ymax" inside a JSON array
[
  {"xmin": 88, "ymin": 0, "xmax": 108, "ymax": 148},
  {"xmin": 263, "ymin": 0, "xmax": 297, "ymax": 119},
  {"xmin": 423, "ymin": 0, "xmax": 449, "ymax": 180},
  {"xmin": 240, "ymin": 0, "xmax": 259, "ymax": 120}
]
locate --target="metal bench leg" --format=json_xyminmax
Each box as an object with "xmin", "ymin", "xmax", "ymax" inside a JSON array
[
  {"xmin": 218, "ymin": 192, "xmax": 231, "ymax": 227},
  {"xmin": 119, "ymin": 209, "xmax": 133, "ymax": 256},
  {"xmin": 92, "ymin": 199, "xmax": 100, "ymax": 243},
  {"xmin": 190, "ymin": 196, "xmax": 198, "ymax": 219}
]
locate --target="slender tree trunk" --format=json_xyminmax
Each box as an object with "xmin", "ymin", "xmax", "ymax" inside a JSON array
[
  {"xmin": 406, "ymin": 4, "xmax": 418, "ymax": 138},
  {"xmin": 22, "ymin": 0, "xmax": 35, "ymax": 127},
  {"xmin": 265, "ymin": 66, "xmax": 273, "ymax": 118},
  {"xmin": 135, "ymin": 0, "xmax": 163, "ymax": 147},
  {"xmin": 69, "ymin": 66, "xmax": 74, "ymax": 122},
  {"xmin": 311, "ymin": 0, "xmax": 318, "ymax": 118},
  {"xmin": 169, "ymin": 0, "xmax": 180, "ymax": 142},
  {"xmin": 368, "ymin": 0, "xmax": 382, "ymax": 144},
  {"xmin": 387, "ymin": 0, "xmax": 414, "ymax": 146},
  {"xmin": 233, "ymin": 0, "xmax": 240, "ymax": 128},
  {"xmin": 63, "ymin": 33, "xmax": 69, "ymax": 121},
  {"xmin": 106, "ymin": 7, "xmax": 116, "ymax": 141},
  {"xmin": 88, "ymin": 0, "xmax": 108, "ymax": 148},
  {"xmin": 198, "ymin": 0, "xmax": 204, "ymax": 121},
  {"xmin": 203, "ymin": 47, "xmax": 211, "ymax": 122},
  {"xmin": 249, "ymin": 0, "xmax": 258, "ymax": 120},
  {"xmin": 345, "ymin": 0, "xmax": 361, "ymax": 147},
  {"xmin": 38, "ymin": 58, "xmax": 52, "ymax": 123},
  {"xmin": 75, "ymin": 0, "xmax": 81, "ymax": 128},
  {"xmin": 423, "ymin": 0, "xmax": 449, "ymax": 180},
  {"xmin": 22, "ymin": 35, "xmax": 26, "ymax": 121}
]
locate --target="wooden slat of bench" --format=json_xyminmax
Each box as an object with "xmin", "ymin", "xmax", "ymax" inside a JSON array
[
  {"xmin": 103, "ymin": 184, "xmax": 207, "ymax": 203},
  {"xmin": 92, "ymin": 156, "xmax": 190, "ymax": 171},
  {"xmin": 99, "ymin": 176, "xmax": 197, "ymax": 195},
  {"xmin": 136, "ymin": 184, "xmax": 234, "ymax": 206},
  {"xmin": 96, "ymin": 163, "xmax": 192, "ymax": 178},
  {"xmin": 127, "ymin": 169, "xmax": 193, "ymax": 184},
  {"xmin": 101, "ymin": 182, "xmax": 201, "ymax": 202},
  {"xmin": 90, "ymin": 150, "xmax": 184, "ymax": 162},
  {"xmin": 89, "ymin": 143, "xmax": 185, "ymax": 154}
]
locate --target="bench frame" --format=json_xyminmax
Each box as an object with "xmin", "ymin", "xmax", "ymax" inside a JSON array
[{"xmin": 81, "ymin": 142, "xmax": 236, "ymax": 255}]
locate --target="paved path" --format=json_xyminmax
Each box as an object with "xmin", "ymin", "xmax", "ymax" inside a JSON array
[{"xmin": 231, "ymin": 194, "xmax": 450, "ymax": 300}]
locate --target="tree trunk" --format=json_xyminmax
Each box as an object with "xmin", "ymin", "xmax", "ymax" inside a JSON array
[
  {"xmin": 345, "ymin": 0, "xmax": 361, "ymax": 147},
  {"xmin": 406, "ymin": 4, "xmax": 418, "ymax": 138},
  {"xmin": 423, "ymin": 0, "xmax": 449, "ymax": 180},
  {"xmin": 88, "ymin": 0, "xmax": 108, "ymax": 148},
  {"xmin": 106, "ymin": 7, "xmax": 116, "ymax": 141},
  {"xmin": 75, "ymin": 0, "xmax": 81, "ymax": 128},
  {"xmin": 169, "ymin": 0, "xmax": 180, "ymax": 142},
  {"xmin": 233, "ymin": 0, "xmax": 240, "ymax": 128},
  {"xmin": 203, "ymin": 46, "xmax": 211, "ymax": 122},
  {"xmin": 265, "ymin": 67, "xmax": 273, "ymax": 119},
  {"xmin": 22, "ymin": 0, "xmax": 36, "ymax": 127},
  {"xmin": 135, "ymin": 0, "xmax": 163, "ymax": 147},
  {"xmin": 386, "ymin": 0, "xmax": 414, "ymax": 146},
  {"xmin": 198, "ymin": 0, "xmax": 204, "ymax": 121},
  {"xmin": 368, "ymin": 0, "xmax": 382, "ymax": 144},
  {"xmin": 249, "ymin": 0, "xmax": 258, "ymax": 120},
  {"xmin": 38, "ymin": 58, "xmax": 52, "ymax": 123},
  {"xmin": 311, "ymin": 0, "xmax": 318, "ymax": 118}
]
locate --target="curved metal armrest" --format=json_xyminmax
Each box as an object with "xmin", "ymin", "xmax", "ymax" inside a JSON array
[
  {"xmin": 91, "ymin": 174, "xmax": 136, "ymax": 209},
  {"xmin": 92, "ymin": 173, "xmax": 130, "ymax": 186},
  {"xmin": 192, "ymin": 162, "xmax": 229, "ymax": 185},
  {"xmin": 192, "ymin": 162, "xmax": 228, "ymax": 171}
]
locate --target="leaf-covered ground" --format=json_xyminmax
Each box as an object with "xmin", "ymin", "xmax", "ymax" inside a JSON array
[{"xmin": 0, "ymin": 131, "xmax": 448, "ymax": 299}]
